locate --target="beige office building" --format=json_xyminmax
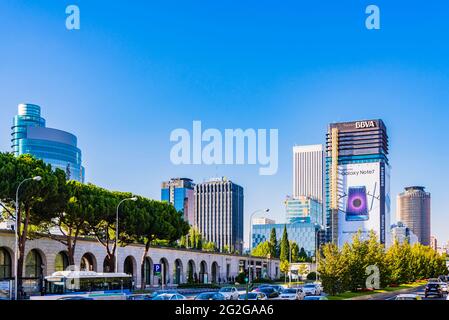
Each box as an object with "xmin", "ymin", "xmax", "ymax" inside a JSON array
[{"xmin": 397, "ymin": 186, "xmax": 431, "ymax": 246}]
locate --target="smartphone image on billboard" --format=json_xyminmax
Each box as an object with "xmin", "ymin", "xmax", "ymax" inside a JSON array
[{"xmin": 345, "ymin": 186, "xmax": 369, "ymax": 221}]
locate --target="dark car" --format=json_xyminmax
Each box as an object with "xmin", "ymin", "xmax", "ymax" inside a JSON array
[
  {"xmin": 195, "ymin": 292, "xmax": 226, "ymax": 300},
  {"xmin": 425, "ymin": 282, "xmax": 443, "ymax": 298},
  {"xmin": 254, "ymin": 287, "xmax": 280, "ymax": 299}
]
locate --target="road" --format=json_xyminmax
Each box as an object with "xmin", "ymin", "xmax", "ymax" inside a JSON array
[{"xmin": 385, "ymin": 286, "xmax": 447, "ymax": 300}]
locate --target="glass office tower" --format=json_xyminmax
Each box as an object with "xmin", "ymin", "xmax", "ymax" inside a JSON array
[
  {"xmin": 11, "ymin": 104, "xmax": 85, "ymax": 182},
  {"xmin": 325, "ymin": 119, "xmax": 390, "ymax": 247},
  {"xmin": 161, "ymin": 178, "xmax": 195, "ymax": 223}
]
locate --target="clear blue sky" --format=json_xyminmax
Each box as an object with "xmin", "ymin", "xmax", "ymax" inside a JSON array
[{"xmin": 1, "ymin": 0, "xmax": 448, "ymax": 246}]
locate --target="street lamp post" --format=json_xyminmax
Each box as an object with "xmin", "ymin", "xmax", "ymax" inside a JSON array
[
  {"xmin": 14, "ymin": 176, "xmax": 41, "ymax": 300},
  {"xmin": 115, "ymin": 197, "xmax": 138, "ymax": 273},
  {"xmin": 248, "ymin": 208, "xmax": 269, "ymax": 283}
]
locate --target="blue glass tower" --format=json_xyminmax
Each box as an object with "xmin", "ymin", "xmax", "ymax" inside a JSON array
[
  {"xmin": 161, "ymin": 178, "xmax": 195, "ymax": 223},
  {"xmin": 11, "ymin": 104, "xmax": 85, "ymax": 182}
]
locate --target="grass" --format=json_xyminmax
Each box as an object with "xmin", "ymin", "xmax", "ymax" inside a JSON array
[{"xmin": 327, "ymin": 280, "xmax": 427, "ymax": 300}]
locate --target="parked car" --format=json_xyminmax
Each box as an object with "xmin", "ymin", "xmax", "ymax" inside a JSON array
[
  {"xmin": 440, "ymin": 282, "xmax": 448, "ymax": 294},
  {"xmin": 57, "ymin": 296, "xmax": 94, "ymax": 300},
  {"xmin": 152, "ymin": 293, "xmax": 186, "ymax": 300},
  {"xmin": 127, "ymin": 294, "xmax": 153, "ymax": 300},
  {"xmin": 148, "ymin": 290, "xmax": 177, "ymax": 299},
  {"xmin": 425, "ymin": 282, "xmax": 444, "ymax": 298},
  {"xmin": 270, "ymin": 285, "xmax": 285, "ymax": 294},
  {"xmin": 302, "ymin": 283, "xmax": 320, "ymax": 296},
  {"xmin": 395, "ymin": 294, "xmax": 422, "ymax": 301},
  {"xmin": 238, "ymin": 292, "xmax": 268, "ymax": 300},
  {"xmin": 195, "ymin": 292, "xmax": 226, "ymax": 300},
  {"xmin": 218, "ymin": 287, "xmax": 240, "ymax": 300},
  {"xmin": 278, "ymin": 288, "xmax": 305, "ymax": 300},
  {"xmin": 304, "ymin": 295, "xmax": 328, "ymax": 301},
  {"xmin": 252, "ymin": 286, "xmax": 280, "ymax": 299}
]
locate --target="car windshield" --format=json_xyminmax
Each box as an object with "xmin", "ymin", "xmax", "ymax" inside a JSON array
[
  {"xmin": 220, "ymin": 288, "xmax": 233, "ymax": 292},
  {"xmin": 283, "ymin": 289, "xmax": 297, "ymax": 294},
  {"xmin": 152, "ymin": 295, "xmax": 170, "ymax": 300}
]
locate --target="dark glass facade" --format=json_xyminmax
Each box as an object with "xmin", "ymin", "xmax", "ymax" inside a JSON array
[
  {"xmin": 11, "ymin": 104, "xmax": 85, "ymax": 182},
  {"xmin": 161, "ymin": 178, "xmax": 195, "ymax": 223}
]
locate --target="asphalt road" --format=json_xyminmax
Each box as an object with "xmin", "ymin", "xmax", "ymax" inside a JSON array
[{"xmin": 385, "ymin": 286, "xmax": 447, "ymax": 300}]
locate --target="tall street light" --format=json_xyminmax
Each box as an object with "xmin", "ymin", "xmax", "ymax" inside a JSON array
[
  {"xmin": 115, "ymin": 197, "xmax": 138, "ymax": 273},
  {"xmin": 248, "ymin": 208, "xmax": 269, "ymax": 283},
  {"xmin": 15, "ymin": 176, "xmax": 41, "ymax": 300}
]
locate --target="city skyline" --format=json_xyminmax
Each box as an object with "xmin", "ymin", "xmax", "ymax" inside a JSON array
[{"xmin": 0, "ymin": 1, "xmax": 448, "ymax": 244}]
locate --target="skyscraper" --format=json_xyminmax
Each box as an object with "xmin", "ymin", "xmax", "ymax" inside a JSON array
[
  {"xmin": 397, "ymin": 186, "xmax": 431, "ymax": 245},
  {"xmin": 161, "ymin": 178, "xmax": 195, "ymax": 224},
  {"xmin": 11, "ymin": 103, "xmax": 85, "ymax": 182},
  {"xmin": 194, "ymin": 177, "xmax": 244, "ymax": 253},
  {"xmin": 292, "ymin": 145, "xmax": 324, "ymax": 203},
  {"xmin": 325, "ymin": 119, "xmax": 390, "ymax": 246}
]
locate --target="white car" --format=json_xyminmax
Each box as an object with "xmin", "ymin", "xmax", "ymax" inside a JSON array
[
  {"xmin": 440, "ymin": 282, "xmax": 448, "ymax": 293},
  {"xmin": 395, "ymin": 294, "xmax": 422, "ymax": 301},
  {"xmin": 278, "ymin": 288, "xmax": 305, "ymax": 300},
  {"xmin": 219, "ymin": 287, "xmax": 240, "ymax": 300},
  {"xmin": 302, "ymin": 283, "xmax": 320, "ymax": 296}
]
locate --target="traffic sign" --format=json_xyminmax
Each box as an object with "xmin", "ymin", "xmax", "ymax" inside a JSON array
[{"xmin": 153, "ymin": 264, "xmax": 162, "ymax": 276}]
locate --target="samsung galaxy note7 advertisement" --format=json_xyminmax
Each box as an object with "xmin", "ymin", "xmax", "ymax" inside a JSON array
[{"xmin": 337, "ymin": 162, "xmax": 387, "ymax": 247}]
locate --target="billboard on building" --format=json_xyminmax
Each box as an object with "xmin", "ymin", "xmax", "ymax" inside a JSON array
[{"xmin": 337, "ymin": 162, "xmax": 388, "ymax": 246}]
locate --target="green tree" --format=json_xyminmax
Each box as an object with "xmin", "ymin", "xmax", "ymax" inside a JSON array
[
  {"xmin": 251, "ymin": 241, "xmax": 273, "ymax": 258},
  {"xmin": 318, "ymin": 243, "xmax": 349, "ymax": 295},
  {"xmin": 122, "ymin": 199, "xmax": 189, "ymax": 289},
  {"xmin": 298, "ymin": 247, "xmax": 308, "ymax": 262},
  {"xmin": 290, "ymin": 242, "xmax": 300, "ymax": 262},
  {"xmin": 36, "ymin": 181, "xmax": 99, "ymax": 266},
  {"xmin": 280, "ymin": 225, "xmax": 289, "ymax": 262},
  {"xmin": 202, "ymin": 241, "xmax": 216, "ymax": 252},
  {"xmin": 269, "ymin": 228, "xmax": 278, "ymax": 258},
  {"xmin": 0, "ymin": 153, "xmax": 67, "ymax": 295}
]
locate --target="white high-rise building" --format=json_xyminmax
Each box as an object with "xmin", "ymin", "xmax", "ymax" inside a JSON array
[{"xmin": 292, "ymin": 144, "xmax": 324, "ymax": 203}]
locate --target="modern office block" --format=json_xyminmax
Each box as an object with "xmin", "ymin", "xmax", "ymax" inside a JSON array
[
  {"xmin": 161, "ymin": 178, "xmax": 195, "ymax": 224},
  {"xmin": 11, "ymin": 103, "xmax": 85, "ymax": 182},
  {"xmin": 194, "ymin": 177, "xmax": 244, "ymax": 253},
  {"xmin": 325, "ymin": 119, "xmax": 390, "ymax": 246},
  {"xmin": 397, "ymin": 186, "xmax": 431, "ymax": 245}
]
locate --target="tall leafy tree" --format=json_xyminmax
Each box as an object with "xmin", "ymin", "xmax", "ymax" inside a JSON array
[
  {"xmin": 279, "ymin": 225, "xmax": 289, "ymax": 262},
  {"xmin": 290, "ymin": 242, "xmax": 300, "ymax": 262},
  {"xmin": 122, "ymin": 199, "xmax": 189, "ymax": 289},
  {"xmin": 0, "ymin": 153, "xmax": 66, "ymax": 295},
  {"xmin": 269, "ymin": 228, "xmax": 278, "ymax": 258},
  {"xmin": 36, "ymin": 182, "xmax": 102, "ymax": 266},
  {"xmin": 251, "ymin": 241, "xmax": 273, "ymax": 258}
]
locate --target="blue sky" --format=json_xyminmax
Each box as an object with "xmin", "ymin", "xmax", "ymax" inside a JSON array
[{"xmin": 1, "ymin": 0, "xmax": 448, "ymax": 245}]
